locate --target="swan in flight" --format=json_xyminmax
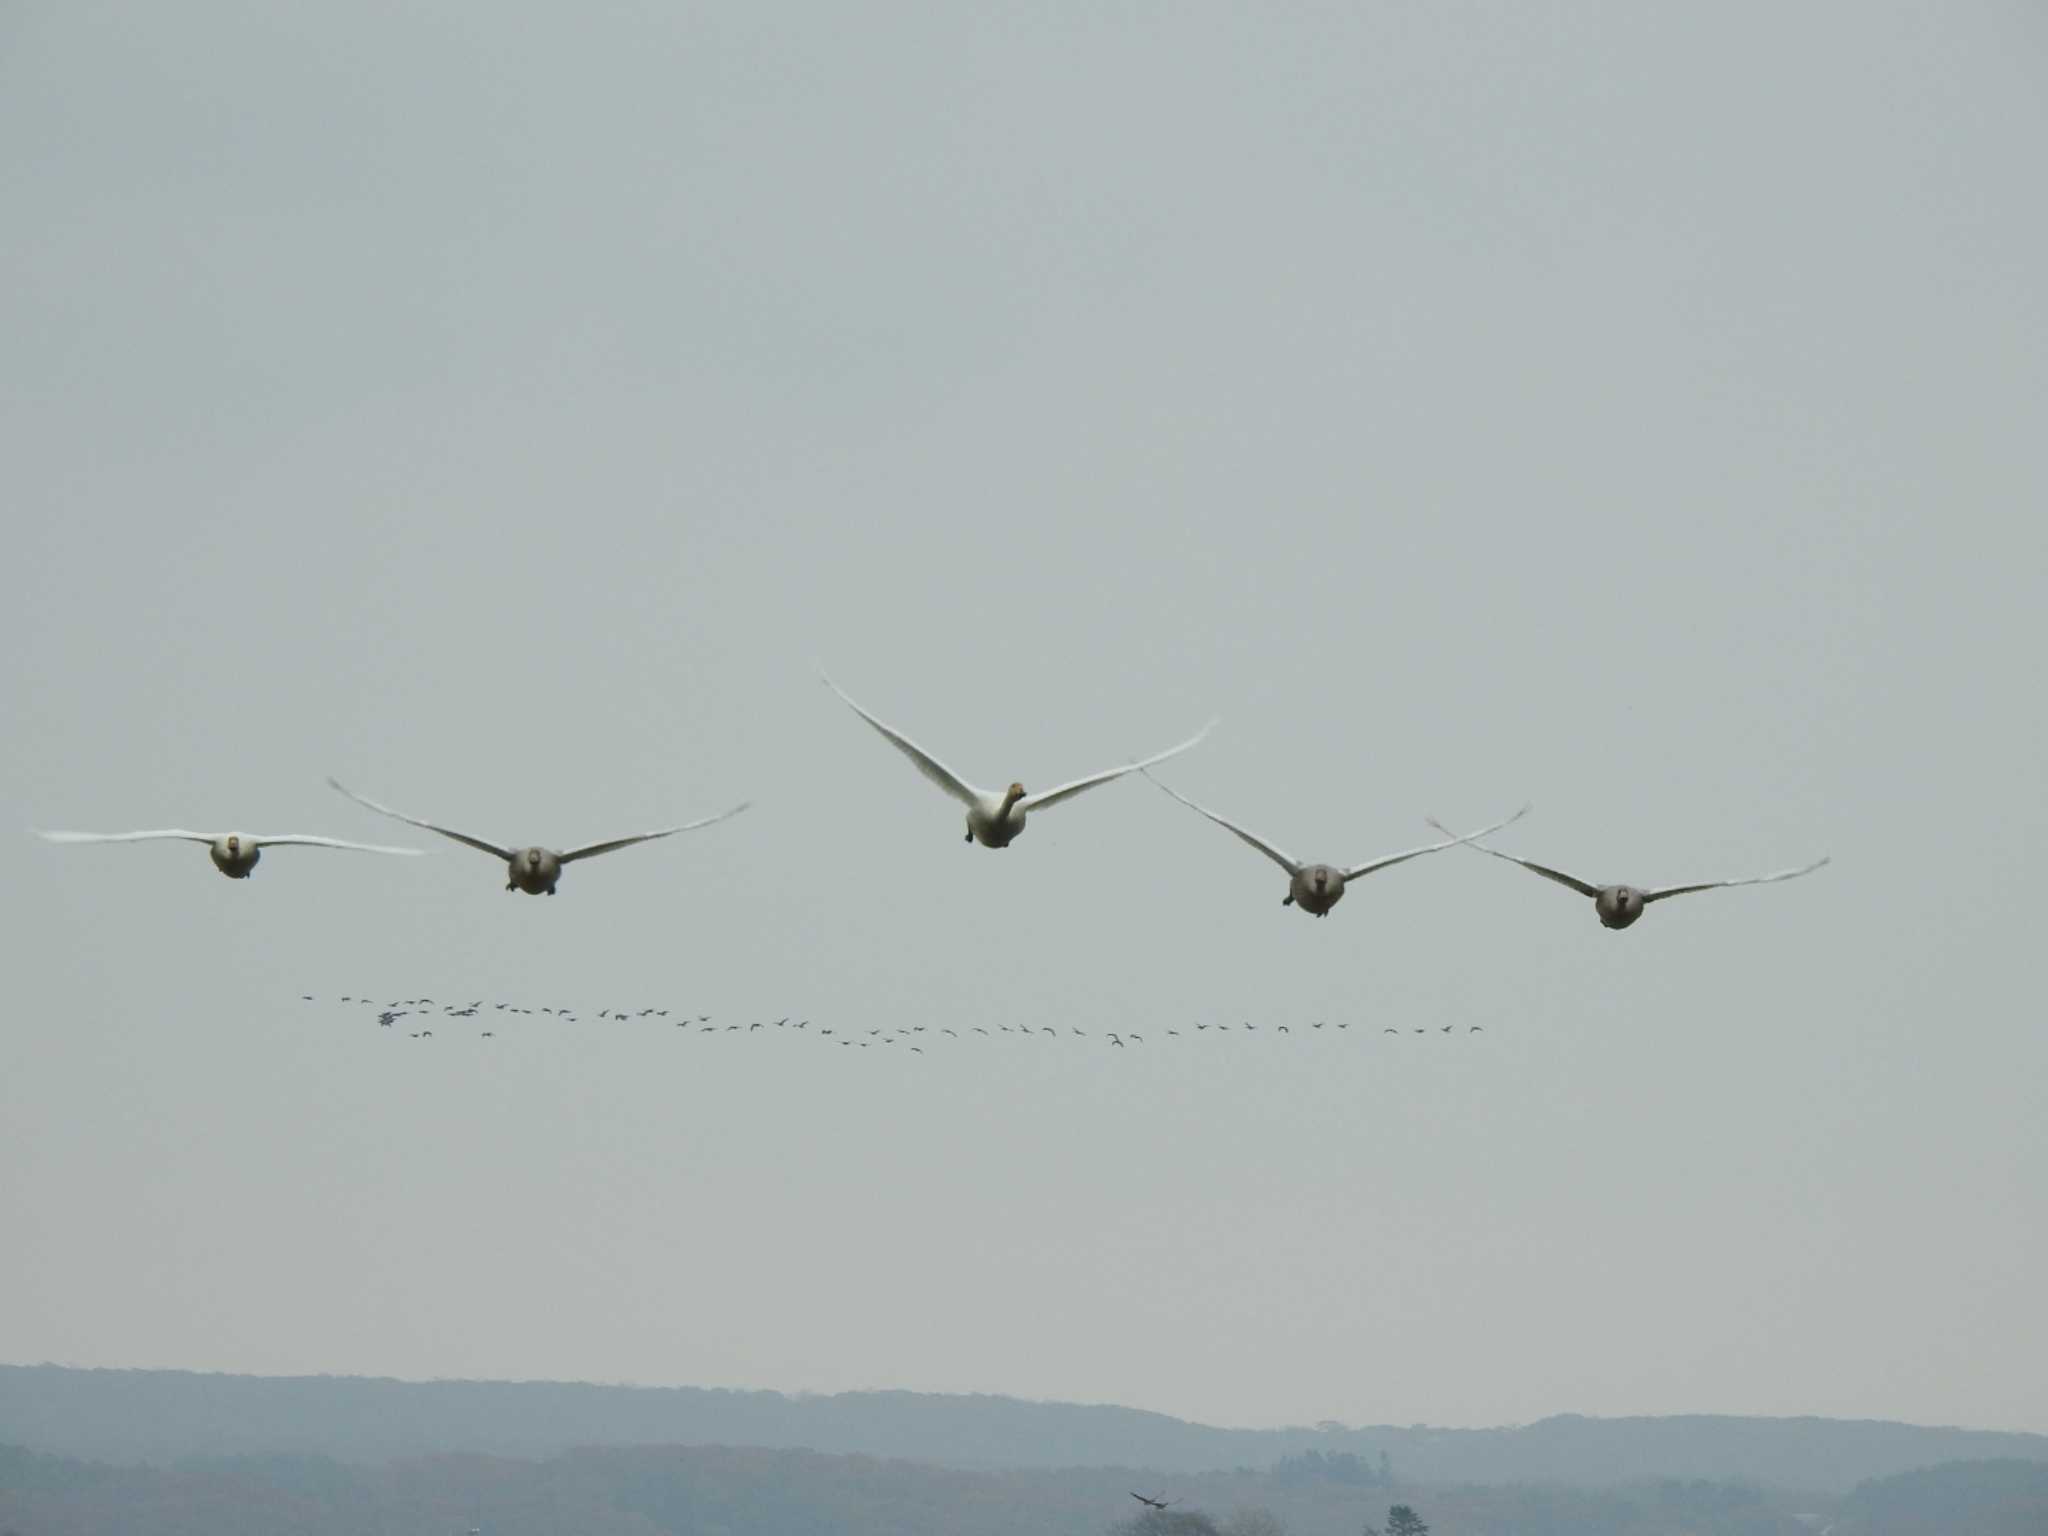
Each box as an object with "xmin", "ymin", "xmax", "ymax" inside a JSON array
[
  {"xmin": 1148, "ymin": 777, "xmax": 1530, "ymax": 917},
  {"xmin": 327, "ymin": 778, "xmax": 748, "ymax": 894},
  {"xmin": 821, "ymin": 673, "xmax": 1213, "ymax": 848},
  {"xmin": 1425, "ymin": 818, "xmax": 1830, "ymax": 930},
  {"xmin": 36, "ymin": 827, "xmax": 419, "ymax": 879}
]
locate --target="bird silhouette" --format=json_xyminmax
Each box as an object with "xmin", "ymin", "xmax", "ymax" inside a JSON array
[{"xmin": 1426, "ymin": 817, "xmax": 1829, "ymax": 931}]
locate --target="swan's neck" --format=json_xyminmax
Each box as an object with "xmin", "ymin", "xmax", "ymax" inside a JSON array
[{"xmin": 998, "ymin": 786, "xmax": 1026, "ymax": 818}]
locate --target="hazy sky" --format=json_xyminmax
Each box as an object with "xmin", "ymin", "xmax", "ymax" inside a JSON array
[{"xmin": 4, "ymin": 2, "xmax": 2044, "ymax": 1437}]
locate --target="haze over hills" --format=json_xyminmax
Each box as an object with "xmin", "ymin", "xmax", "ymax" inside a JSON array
[
  {"xmin": 3, "ymin": 1367, "xmax": 2043, "ymax": 1496},
  {"xmin": 5, "ymin": 1440, "xmax": 2045, "ymax": 1536}
]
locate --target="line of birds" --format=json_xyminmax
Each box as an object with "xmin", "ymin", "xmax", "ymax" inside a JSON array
[
  {"xmin": 307, "ymin": 995, "xmax": 1498, "ymax": 1046},
  {"xmin": 35, "ymin": 672, "xmax": 1828, "ymax": 928}
]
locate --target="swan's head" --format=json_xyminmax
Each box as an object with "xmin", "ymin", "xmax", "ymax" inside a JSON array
[
  {"xmin": 1311, "ymin": 868, "xmax": 1328, "ymax": 891},
  {"xmin": 525, "ymin": 848, "xmax": 543, "ymax": 867},
  {"xmin": 1007, "ymin": 781, "xmax": 1026, "ymax": 798},
  {"xmin": 224, "ymin": 834, "xmax": 241, "ymax": 854}
]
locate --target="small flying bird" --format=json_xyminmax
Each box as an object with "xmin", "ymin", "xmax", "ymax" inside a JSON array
[
  {"xmin": 327, "ymin": 777, "xmax": 749, "ymax": 895},
  {"xmin": 1131, "ymin": 1493, "xmax": 1177, "ymax": 1510},
  {"xmin": 36, "ymin": 826, "xmax": 420, "ymax": 879},
  {"xmin": 1427, "ymin": 818, "xmax": 1830, "ymax": 931},
  {"xmin": 1148, "ymin": 777, "xmax": 1529, "ymax": 917},
  {"xmin": 821, "ymin": 672, "xmax": 1214, "ymax": 848}
]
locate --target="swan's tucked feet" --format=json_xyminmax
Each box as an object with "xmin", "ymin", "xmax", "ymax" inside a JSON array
[
  {"xmin": 964, "ymin": 831, "xmax": 973, "ymax": 842},
  {"xmin": 1282, "ymin": 895, "xmax": 1294, "ymax": 905}
]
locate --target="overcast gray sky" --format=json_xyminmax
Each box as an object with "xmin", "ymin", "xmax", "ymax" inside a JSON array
[{"xmin": 3, "ymin": 1, "xmax": 2044, "ymax": 1437}]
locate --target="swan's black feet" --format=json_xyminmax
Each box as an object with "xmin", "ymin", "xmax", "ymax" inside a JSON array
[
  {"xmin": 546, "ymin": 887, "xmax": 556, "ymax": 895},
  {"xmin": 1282, "ymin": 895, "xmax": 1294, "ymax": 906},
  {"xmin": 964, "ymin": 831, "xmax": 973, "ymax": 842},
  {"xmin": 505, "ymin": 883, "xmax": 515, "ymax": 892}
]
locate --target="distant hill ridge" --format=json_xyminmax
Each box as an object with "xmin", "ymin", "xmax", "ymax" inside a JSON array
[{"xmin": 1, "ymin": 1365, "xmax": 2041, "ymax": 1495}]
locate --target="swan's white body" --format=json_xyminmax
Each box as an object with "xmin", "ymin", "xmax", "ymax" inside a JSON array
[
  {"xmin": 1428, "ymin": 819, "xmax": 1831, "ymax": 930},
  {"xmin": 36, "ymin": 828, "xmax": 420, "ymax": 879},
  {"xmin": 1149, "ymin": 778, "xmax": 1530, "ymax": 917},
  {"xmin": 822, "ymin": 673, "xmax": 1214, "ymax": 848},
  {"xmin": 327, "ymin": 778, "xmax": 749, "ymax": 894}
]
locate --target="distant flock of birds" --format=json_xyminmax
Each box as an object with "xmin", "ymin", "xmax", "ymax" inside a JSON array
[
  {"xmin": 304, "ymin": 993, "xmax": 1502, "ymax": 1047},
  {"xmin": 36, "ymin": 672, "xmax": 1828, "ymax": 931}
]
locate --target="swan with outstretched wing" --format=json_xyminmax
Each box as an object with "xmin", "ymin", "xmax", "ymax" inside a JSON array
[
  {"xmin": 822, "ymin": 672, "xmax": 1213, "ymax": 848},
  {"xmin": 1148, "ymin": 776, "xmax": 1529, "ymax": 916},
  {"xmin": 37, "ymin": 826, "xmax": 420, "ymax": 879},
  {"xmin": 327, "ymin": 778, "xmax": 747, "ymax": 894},
  {"xmin": 1425, "ymin": 818, "xmax": 1829, "ymax": 929}
]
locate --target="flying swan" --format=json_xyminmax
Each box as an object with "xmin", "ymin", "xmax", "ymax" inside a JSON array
[
  {"xmin": 327, "ymin": 778, "xmax": 749, "ymax": 894},
  {"xmin": 1149, "ymin": 777, "xmax": 1530, "ymax": 917},
  {"xmin": 822, "ymin": 673, "xmax": 1214, "ymax": 848},
  {"xmin": 36, "ymin": 826, "xmax": 420, "ymax": 879},
  {"xmin": 1424, "ymin": 818, "xmax": 1830, "ymax": 930}
]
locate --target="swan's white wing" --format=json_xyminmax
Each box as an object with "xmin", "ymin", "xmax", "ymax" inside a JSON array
[
  {"xmin": 1643, "ymin": 855, "xmax": 1830, "ymax": 904},
  {"xmin": 249, "ymin": 834, "xmax": 424, "ymax": 856},
  {"xmin": 821, "ymin": 674, "xmax": 984, "ymax": 807},
  {"xmin": 37, "ymin": 828, "xmax": 219, "ymax": 846},
  {"xmin": 325, "ymin": 778, "xmax": 514, "ymax": 861},
  {"xmin": 559, "ymin": 801, "xmax": 752, "ymax": 864},
  {"xmin": 1017, "ymin": 718, "xmax": 1216, "ymax": 813},
  {"xmin": 1426, "ymin": 818, "xmax": 1602, "ymax": 897},
  {"xmin": 1345, "ymin": 804, "xmax": 1531, "ymax": 881},
  {"xmin": 1143, "ymin": 771, "xmax": 1301, "ymax": 875}
]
